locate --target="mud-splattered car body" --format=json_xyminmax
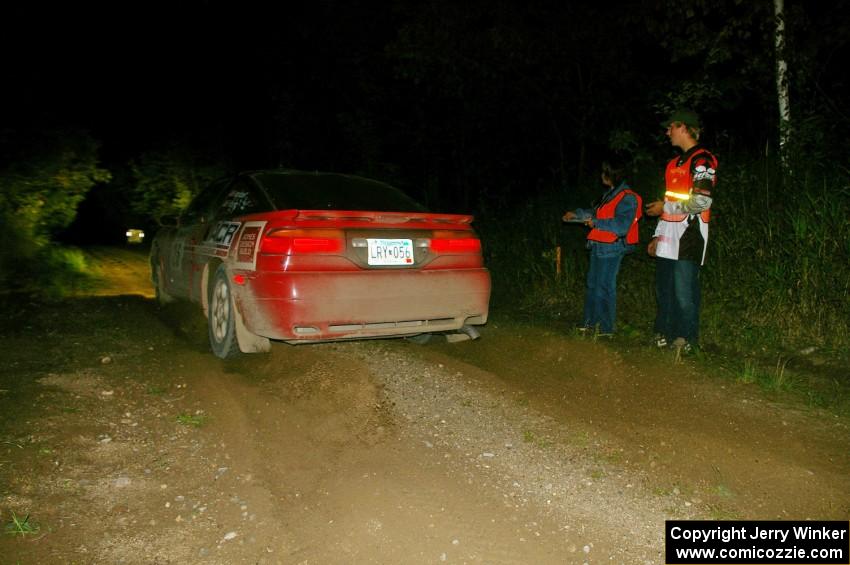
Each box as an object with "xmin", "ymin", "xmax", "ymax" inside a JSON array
[{"xmin": 150, "ymin": 170, "xmax": 491, "ymax": 358}]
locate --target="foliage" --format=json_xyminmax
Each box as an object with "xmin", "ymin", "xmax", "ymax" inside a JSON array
[
  {"xmin": 707, "ymin": 159, "xmax": 850, "ymax": 353},
  {"xmin": 128, "ymin": 146, "xmax": 226, "ymax": 226},
  {"xmin": 482, "ymin": 155, "xmax": 850, "ymax": 364},
  {"xmin": 0, "ymin": 129, "xmax": 110, "ymax": 292},
  {"xmin": 0, "ymin": 130, "xmax": 110, "ymax": 245}
]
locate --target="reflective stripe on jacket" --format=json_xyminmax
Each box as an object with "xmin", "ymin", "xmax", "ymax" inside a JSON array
[
  {"xmin": 662, "ymin": 149, "xmax": 716, "ymax": 223},
  {"xmin": 587, "ymin": 189, "xmax": 643, "ymax": 244}
]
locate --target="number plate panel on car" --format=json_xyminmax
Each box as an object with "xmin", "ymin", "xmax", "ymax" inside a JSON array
[{"xmin": 367, "ymin": 238, "xmax": 414, "ymax": 266}]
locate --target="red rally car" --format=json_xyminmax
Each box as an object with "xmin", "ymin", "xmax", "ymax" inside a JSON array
[{"xmin": 150, "ymin": 170, "xmax": 491, "ymax": 358}]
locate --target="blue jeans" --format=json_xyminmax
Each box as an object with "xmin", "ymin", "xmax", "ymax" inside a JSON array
[
  {"xmin": 654, "ymin": 257, "xmax": 701, "ymax": 345},
  {"xmin": 583, "ymin": 244, "xmax": 625, "ymax": 334}
]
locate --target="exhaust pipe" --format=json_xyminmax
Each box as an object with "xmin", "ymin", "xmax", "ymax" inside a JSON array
[
  {"xmin": 445, "ymin": 324, "xmax": 480, "ymax": 343},
  {"xmin": 460, "ymin": 324, "xmax": 480, "ymax": 340}
]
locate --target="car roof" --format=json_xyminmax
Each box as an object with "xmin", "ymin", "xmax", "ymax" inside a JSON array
[{"xmin": 239, "ymin": 169, "xmax": 427, "ymax": 213}]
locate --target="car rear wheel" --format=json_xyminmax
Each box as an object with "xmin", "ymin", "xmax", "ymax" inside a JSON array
[{"xmin": 208, "ymin": 265, "xmax": 240, "ymax": 359}]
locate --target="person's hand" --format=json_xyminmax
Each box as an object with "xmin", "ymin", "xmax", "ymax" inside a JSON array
[
  {"xmin": 585, "ymin": 217, "xmax": 595, "ymax": 228},
  {"xmin": 647, "ymin": 237, "xmax": 658, "ymax": 257},
  {"xmin": 562, "ymin": 211, "xmax": 576, "ymax": 221},
  {"xmin": 645, "ymin": 200, "xmax": 664, "ymax": 217}
]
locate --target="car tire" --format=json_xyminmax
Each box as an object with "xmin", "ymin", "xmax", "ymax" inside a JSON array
[
  {"xmin": 208, "ymin": 264, "xmax": 241, "ymax": 359},
  {"xmin": 154, "ymin": 263, "xmax": 174, "ymax": 306}
]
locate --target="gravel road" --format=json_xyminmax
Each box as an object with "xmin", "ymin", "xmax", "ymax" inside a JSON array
[{"xmin": 2, "ymin": 248, "xmax": 848, "ymax": 563}]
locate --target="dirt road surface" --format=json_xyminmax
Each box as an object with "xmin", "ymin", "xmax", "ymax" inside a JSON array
[{"xmin": 1, "ymin": 247, "xmax": 848, "ymax": 564}]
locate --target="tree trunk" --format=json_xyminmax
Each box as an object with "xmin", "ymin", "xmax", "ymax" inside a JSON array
[{"xmin": 774, "ymin": 0, "xmax": 791, "ymax": 170}]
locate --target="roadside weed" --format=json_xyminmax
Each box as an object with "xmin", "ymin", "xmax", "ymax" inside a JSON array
[
  {"xmin": 535, "ymin": 436, "xmax": 553, "ymax": 448},
  {"xmin": 714, "ymin": 483, "xmax": 735, "ymax": 498},
  {"xmin": 570, "ymin": 430, "xmax": 590, "ymax": 448},
  {"xmin": 738, "ymin": 359, "xmax": 758, "ymax": 384},
  {"xmin": 770, "ymin": 357, "xmax": 791, "ymax": 391},
  {"xmin": 711, "ymin": 466, "xmax": 735, "ymax": 500},
  {"xmin": 737, "ymin": 357, "xmax": 796, "ymax": 392},
  {"xmin": 4, "ymin": 511, "xmax": 40, "ymax": 536},
  {"xmin": 176, "ymin": 413, "xmax": 207, "ymax": 427},
  {"xmin": 706, "ymin": 503, "xmax": 739, "ymax": 520},
  {"xmin": 521, "ymin": 430, "xmax": 554, "ymax": 448}
]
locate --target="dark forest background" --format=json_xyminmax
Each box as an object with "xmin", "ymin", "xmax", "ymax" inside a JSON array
[{"xmin": 1, "ymin": 1, "xmax": 849, "ymax": 376}]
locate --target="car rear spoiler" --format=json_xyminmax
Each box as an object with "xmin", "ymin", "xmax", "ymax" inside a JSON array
[{"xmin": 291, "ymin": 209, "xmax": 474, "ymax": 225}]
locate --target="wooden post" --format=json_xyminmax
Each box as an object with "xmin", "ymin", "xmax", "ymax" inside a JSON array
[{"xmin": 555, "ymin": 246, "xmax": 562, "ymax": 278}]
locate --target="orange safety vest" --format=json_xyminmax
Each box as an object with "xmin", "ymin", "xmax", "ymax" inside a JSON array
[
  {"xmin": 662, "ymin": 148, "xmax": 717, "ymax": 223},
  {"xmin": 587, "ymin": 189, "xmax": 642, "ymax": 244}
]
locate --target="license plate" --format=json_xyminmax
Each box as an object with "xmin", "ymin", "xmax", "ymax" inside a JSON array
[{"xmin": 367, "ymin": 238, "xmax": 414, "ymax": 266}]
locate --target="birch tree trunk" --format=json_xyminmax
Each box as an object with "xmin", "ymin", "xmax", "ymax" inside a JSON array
[{"xmin": 774, "ymin": 0, "xmax": 791, "ymax": 169}]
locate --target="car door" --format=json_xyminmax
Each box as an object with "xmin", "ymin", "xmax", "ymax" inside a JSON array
[
  {"xmin": 167, "ymin": 179, "xmax": 232, "ymax": 299},
  {"xmin": 186, "ymin": 178, "xmax": 272, "ymax": 300}
]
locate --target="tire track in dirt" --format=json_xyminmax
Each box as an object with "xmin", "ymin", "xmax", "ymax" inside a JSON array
[
  {"xmin": 187, "ymin": 343, "xmax": 597, "ymax": 563},
  {"xmin": 412, "ymin": 325, "xmax": 850, "ymax": 521},
  {"xmin": 356, "ymin": 340, "xmax": 682, "ymax": 564}
]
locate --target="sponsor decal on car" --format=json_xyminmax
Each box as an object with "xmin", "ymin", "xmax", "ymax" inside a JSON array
[
  {"xmin": 196, "ymin": 221, "xmax": 242, "ymax": 258},
  {"xmin": 233, "ymin": 221, "xmax": 266, "ymax": 270},
  {"xmin": 210, "ymin": 221, "xmax": 242, "ymax": 246}
]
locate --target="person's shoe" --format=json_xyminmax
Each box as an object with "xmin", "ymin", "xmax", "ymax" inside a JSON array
[
  {"xmin": 654, "ymin": 334, "xmax": 667, "ymax": 348},
  {"xmin": 595, "ymin": 332, "xmax": 614, "ymax": 340}
]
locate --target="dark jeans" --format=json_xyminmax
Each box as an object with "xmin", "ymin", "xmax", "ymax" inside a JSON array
[
  {"xmin": 654, "ymin": 257, "xmax": 701, "ymax": 345},
  {"xmin": 583, "ymin": 247, "xmax": 625, "ymax": 334}
]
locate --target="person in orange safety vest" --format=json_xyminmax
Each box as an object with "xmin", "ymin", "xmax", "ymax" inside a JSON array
[
  {"xmin": 645, "ymin": 109, "xmax": 718, "ymax": 354},
  {"xmin": 563, "ymin": 159, "xmax": 642, "ymax": 337}
]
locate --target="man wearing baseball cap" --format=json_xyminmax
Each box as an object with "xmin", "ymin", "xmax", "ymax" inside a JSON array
[{"xmin": 644, "ymin": 109, "xmax": 718, "ymax": 354}]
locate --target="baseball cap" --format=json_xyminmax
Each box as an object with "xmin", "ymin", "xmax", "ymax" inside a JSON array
[{"xmin": 661, "ymin": 109, "xmax": 700, "ymax": 128}]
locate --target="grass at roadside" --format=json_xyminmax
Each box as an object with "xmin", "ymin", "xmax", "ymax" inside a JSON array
[
  {"xmin": 480, "ymin": 156, "xmax": 850, "ymax": 417},
  {"xmin": 490, "ymin": 305, "xmax": 850, "ymax": 418},
  {"xmin": 0, "ymin": 246, "xmax": 100, "ymax": 299},
  {"xmin": 0, "ymin": 244, "xmax": 153, "ymax": 300}
]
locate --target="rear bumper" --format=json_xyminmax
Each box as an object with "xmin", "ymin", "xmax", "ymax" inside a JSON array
[{"xmin": 235, "ymin": 268, "xmax": 491, "ymax": 342}]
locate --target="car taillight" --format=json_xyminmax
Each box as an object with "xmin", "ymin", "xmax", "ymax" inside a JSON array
[
  {"xmin": 261, "ymin": 229, "xmax": 345, "ymax": 254},
  {"xmin": 429, "ymin": 230, "xmax": 482, "ymax": 253}
]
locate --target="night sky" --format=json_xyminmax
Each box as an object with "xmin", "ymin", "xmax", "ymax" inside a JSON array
[
  {"xmin": 5, "ymin": 3, "xmax": 404, "ymax": 161},
  {"xmin": 4, "ymin": 1, "xmax": 849, "ymax": 231},
  {"xmin": 6, "ymin": 5, "xmax": 225, "ymax": 155}
]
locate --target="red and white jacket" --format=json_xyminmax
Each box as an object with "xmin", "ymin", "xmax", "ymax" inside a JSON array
[{"xmin": 653, "ymin": 146, "xmax": 717, "ymax": 264}]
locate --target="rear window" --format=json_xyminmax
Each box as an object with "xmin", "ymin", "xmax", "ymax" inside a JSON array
[{"xmin": 252, "ymin": 172, "xmax": 427, "ymax": 212}]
